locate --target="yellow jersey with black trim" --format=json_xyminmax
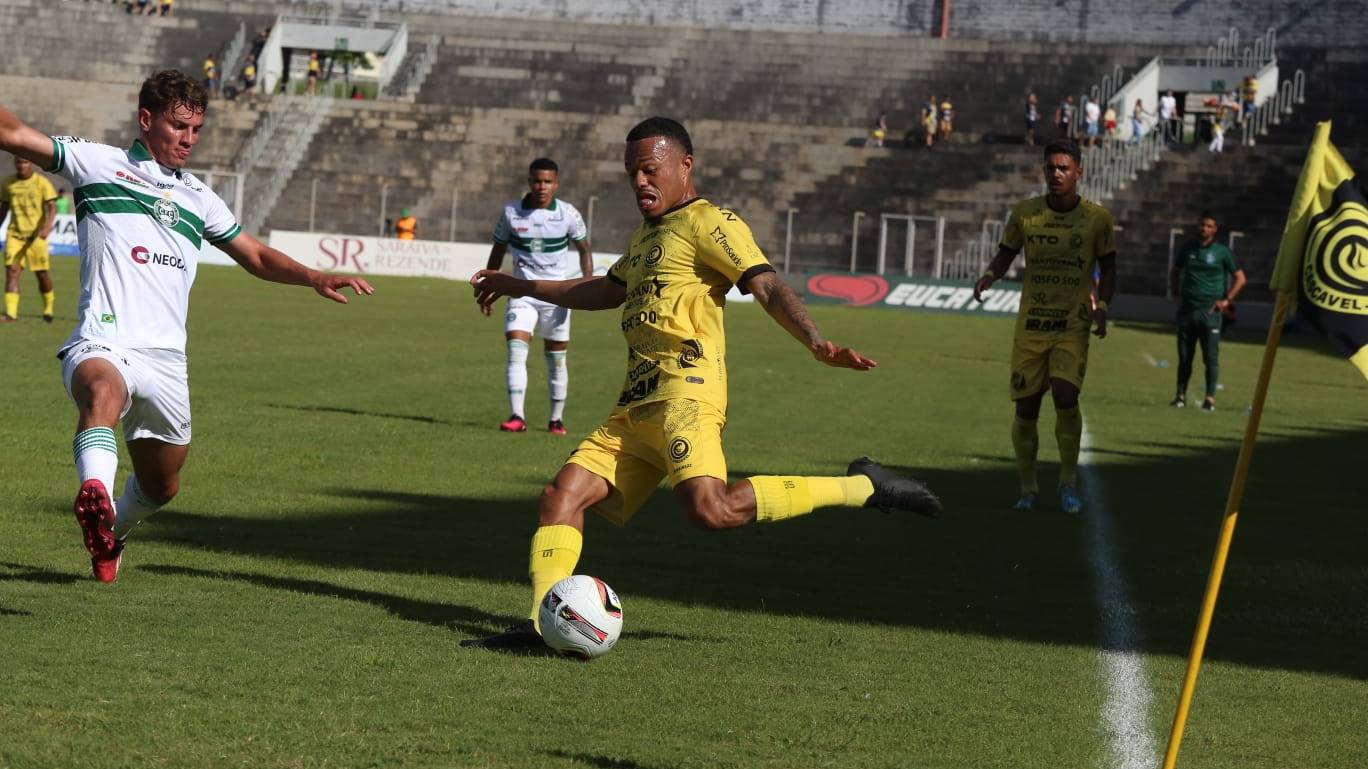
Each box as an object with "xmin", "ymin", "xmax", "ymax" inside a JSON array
[
  {"xmin": 606, "ymin": 198, "xmax": 774, "ymax": 413},
  {"xmin": 1, "ymin": 172, "xmax": 57, "ymax": 238},
  {"xmin": 1000, "ymin": 196, "xmax": 1116, "ymax": 338}
]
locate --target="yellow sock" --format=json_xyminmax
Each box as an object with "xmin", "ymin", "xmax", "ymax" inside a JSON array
[
  {"xmin": 749, "ymin": 475, "xmax": 874, "ymax": 523},
  {"xmin": 528, "ymin": 524, "xmax": 582, "ymax": 629},
  {"xmin": 1011, "ymin": 416, "xmax": 1039, "ymax": 494},
  {"xmin": 42, "ymin": 290, "xmax": 54, "ymax": 317},
  {"xmin": 4, "ymin": 292, "xmax": 16, "ymax": 318},
  {"xmin": 1055, "ymin": 406, "xmax": 1083, "ymax": 487}
]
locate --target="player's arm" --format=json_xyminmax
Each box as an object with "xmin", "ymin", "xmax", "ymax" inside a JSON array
[
  {"xmin": 973, "ymin": 245, "xmax": 1019, "ymax": 302},
  {"xmin": 573, "ymin": 238, "xmax": 594, "ymax": 280},
  {"xmin": 749, "ymin": 271, "xmax": 875, "ymax": 371},
  {"xmin": 219, "ymin": 232, "xmax": 374, "ymax": 304},
  {"xmin": 1216, "ymin": 267, "xmax": 1247, "ymax": 312},
  {"xmin": 38, "ymin": 198, "xmax": 56, "ymax": 239},
  {"xmin": 0, "ymin": 107, "xmax": 56, "ymax": 171},
  {"xmin": 471, "ymin": 270, "xmax": 624, "ymax": 312},
  {"xmin": 484, "ymin": 242, "xmax": 507, "ymax": 272},
  {"xmin": 1093, "ymin": 253, "xmax": 1117, "ymax": 338}
]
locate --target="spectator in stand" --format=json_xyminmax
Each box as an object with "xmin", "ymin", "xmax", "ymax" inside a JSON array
[
  {"xmin": 938, "ymin": 96, "xmax": 954, "ymax": 139},
  {"xmin": 349, "ymin": 85, "xmax": 364, "ymax": 101},
  {"xmin": 867, "ymin": 113, "xmax": 887, "ymax": 148},
  {"xmin": 306, "ymin": 52, "xmax": 321, "ymax": 96},
  {"xmin": 202, "ymin": 54, "xmax": 218, "ymax": 94},
  {"xmin": 1208, "ymin": 118, "xmax": 1224, "ymax": 153},
  {"xmin": 1158, "ymin": 90, "xmax": 1178, "ymax": 144},
  {"xmin": 1025, "ymin": 91, "xmax": 1039, "ymax": 146},
  {"xmin": 1082, "ymin": 97, "xmax": 1100, "ymax": 147},
  {"xmin": 241, "ymin": 56, "xmax": 258, "ymax": 98},
  {"xmin": 396, "ymin": 208, "xmax": 417, "ymax": 240},
  {"xmin": 1129, "ymin": 98, "xmax": 1150, "ymax": 144},
  {"xmin": 921, "ymin": 96, "xmax": 937, "ymax": 149},
  {"xmin": 1240, "ymin": 75, "xmax": 1258, "ymax": 123},
  {"xmin": 1055, "ymin": 95, "xmax": 1075, "ymax": 139},
  {"xmin": 1103, "ymin": 103, "xmax": 1117, "ymax": 146},
  {"xmin": 158, "ymin": 0, "xmax": 173, "ymax": 16}
]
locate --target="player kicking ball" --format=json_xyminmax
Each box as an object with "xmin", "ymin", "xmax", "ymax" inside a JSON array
[
  {"xmin": 0, "ymin": 70, "xmax": 373, "ymax": 582},
  {"xmin": 973, "ymin": 139, "xmax": 1116, "ymax": 514},
  {"xmin": 481, "ymin": 158, "xmax": 593, "ymax": 435},
  {"xmin": 463, "ymin": 117, "xmax": 941, "ymax": 650}
]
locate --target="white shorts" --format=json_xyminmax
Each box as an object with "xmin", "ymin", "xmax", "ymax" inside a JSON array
[
  {"xmin": 505, "ymin": 297, "xmax": 571, "ymax": 341},
  {"xmin": 59, "ymin": 339, "xmax": 192, "ymax": 445}
]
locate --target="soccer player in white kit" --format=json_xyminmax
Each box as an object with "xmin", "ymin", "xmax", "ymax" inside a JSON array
[
  {"xmin": 482, "ymin": 158, "xmax": 593, "ymax": 435},
  {"xmin": 0, "ymin": 70, "xmax": 373, "ymax": 582}
]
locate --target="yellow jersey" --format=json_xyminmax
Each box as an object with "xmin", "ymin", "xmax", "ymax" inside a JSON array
[
  {"xmin": 1, "ymin": 172, "xmax": 57, "ymax": 238},
  {"xmin": 607, "ymin": 198, "xmax": 774, "ymax": 413},
  {"xmin": 1000, "ymin": 195, "xmax": 1115, "ymax": 338}
]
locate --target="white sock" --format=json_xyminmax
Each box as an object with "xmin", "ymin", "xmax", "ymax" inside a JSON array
[
  {"xmin": 506, "ymin": 339, "xmax": 529, "ymax": 417},
  {"xmin": 114, "ymin": 475, "xmax": 164, "ymax": 539},
  {"xmin": 73, "ymin": 427, "xmax": 119, "ymax": 493},
  {"xmin": 546, "ymin": 349, "xmax": 567, "ymax": 422}
]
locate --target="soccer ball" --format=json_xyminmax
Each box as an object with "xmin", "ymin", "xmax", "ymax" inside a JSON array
[{"xmin": 538, "ymin": 575, "xmax": 623, "ymax": 659}]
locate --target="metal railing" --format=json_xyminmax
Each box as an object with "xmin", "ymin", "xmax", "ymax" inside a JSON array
[
  {"xmin": 1205, "ymin": 27, "xmax": 1277, "ymax": 70},
  {"xmin": 1238, "ymin": 68, "xmax": 1307, "ymax": 146}
]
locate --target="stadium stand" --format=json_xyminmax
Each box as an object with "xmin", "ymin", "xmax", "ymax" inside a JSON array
[{"xmin": 0, "ymin": 0, "xmax": 1361, "ymax": 299}]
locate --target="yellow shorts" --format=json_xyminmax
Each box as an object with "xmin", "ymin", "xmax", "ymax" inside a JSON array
[
  {"xmin": 1009, "ymin": 332, "xmax": 1090, "ymax": 399},
  {"xmin": 4, "ymin": 236, "xmax": 50, "ymax": 271},
  {"xmin": 567, "ymin": 398, "xmax": 728, "ymax": 526}
]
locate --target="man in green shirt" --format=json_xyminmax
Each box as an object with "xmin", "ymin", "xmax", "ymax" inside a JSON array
[{"xmin": 1169, "ymin": 212, "xmax": 1246, "ymax": 410}]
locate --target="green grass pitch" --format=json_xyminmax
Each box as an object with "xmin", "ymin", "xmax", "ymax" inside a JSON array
[{"xmin": 2, "ymin": 257, "xmax": 1366, "ymax": 768}]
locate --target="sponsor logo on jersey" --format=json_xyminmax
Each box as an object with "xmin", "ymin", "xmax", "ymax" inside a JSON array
[
  {"xmin": 130, "ymin": 245, "xmax": 187, "ymax": 270},
  {"xmin": 153, "ymin": 198, "xmax": 180, "ymax": 228},
  {"xmin": 645, "ymin": 244, "xmax": 663, "ymax": 267},
  {"xmin": 708, "ymin": 226, "xmax": 745, "ymax": 268},
  {"xmin": 115, "ymin": 170, "xmax": 150, "ymax": 189}
]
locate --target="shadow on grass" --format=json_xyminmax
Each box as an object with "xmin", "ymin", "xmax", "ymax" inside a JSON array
[
  {"xmin": 1, "ymin": 607, "xmax": 33, "ymax": 617},
  {"xmin": 541, "ymin": 749, "xmax": 671, "ymax": 769},
  {"xmin": 141, "ymin": 427, "xmax": 1368, "ymax": 679},
  {"xmin": 266, "ymin": 403, "xmax": 454, "ymax": 426},
  {"xmin": 0, "ymin": 562, "xmax": 84, "ymax": 585}
]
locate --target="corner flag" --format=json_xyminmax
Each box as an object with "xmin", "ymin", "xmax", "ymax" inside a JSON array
[{"xmin": 1269, "ymin": 121, "xmax": 1368, "ymax": 379}]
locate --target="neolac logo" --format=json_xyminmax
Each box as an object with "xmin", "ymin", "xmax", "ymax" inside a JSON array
[
  {"xmin": 1303, "ymin": 180, "xmax": 1368, "ymax": 315},
  {"xmin": 130, "ymin": 246, "xmax": 186, "ymax": 270}
]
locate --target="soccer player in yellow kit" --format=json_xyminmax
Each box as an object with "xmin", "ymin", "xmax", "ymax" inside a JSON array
[
  {"xmin": 974, "ymin": 139, "xmax": 1116, "ymax": 514},
  {"xmin": 0, "ymin": 155, "xmax": 58, "ymax": 322},
  {"xmin": 463, "ymin": 117, "xmax": 942, "ymax": 649}
]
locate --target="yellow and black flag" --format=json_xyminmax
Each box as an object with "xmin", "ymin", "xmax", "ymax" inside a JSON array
[{"xmin": 1270, "ymin": 121, "xmax": 1368, "ymax": 380}]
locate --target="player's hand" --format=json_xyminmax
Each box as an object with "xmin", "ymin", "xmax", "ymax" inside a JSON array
[
  {"xmin": 470, "ymin": 270, "xmax": 531, "ymax": 314},
  {"xmin": 1092, "ymin": 308, "xmax": 1108, "ymax": 338},
  {"xmin": 811, "ymin": 340, "xmax": 877, "ymax": 371},
  {"xmin": 311, "ymin": 274, "xmax": 374, "ymax": 304},
  {"xmin": 973, "ymin": 275, "xmax": 994, "ymax": 303}
]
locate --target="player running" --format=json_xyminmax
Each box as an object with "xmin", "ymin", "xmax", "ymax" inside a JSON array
[
  {"xmin": 1, "ymin": 155, "xmax": 59, "ymax": 322},
  {"xmin": 481, "ymin": 158, "xmax": 593, "ymax": 435},
  {"xmin": 0, "ymin": 70, "xmax": 373, "ymax": 582},
  {"xmin": 974, "ymin": 139, "xmax": 1116, "ymax": 514},
  {"xmin": 463, "ymin": 117, "xmax": 941, "ymax": 650}
]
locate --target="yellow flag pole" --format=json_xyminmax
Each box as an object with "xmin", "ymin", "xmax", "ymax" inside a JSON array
[{"xmin": 1159, "ymin": 290, "xmax": 1294, "ymax": 769}]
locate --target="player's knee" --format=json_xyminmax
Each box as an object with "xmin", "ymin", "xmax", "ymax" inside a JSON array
[
  {"xmin": 80, "ymin": 377, "xmax": 123, "ymax": 413},
  {"xmin": 538, "ymin": 483, "xmax": 579, "ymax": 526},
  {"xmin": 140, "ymin": 475, "xmax": 179, "ymax": 505}
]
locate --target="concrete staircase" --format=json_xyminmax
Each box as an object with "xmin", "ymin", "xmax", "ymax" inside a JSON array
[{"xmin": 238, "ymin": 96, "xmax": 334, "ymax": 235}]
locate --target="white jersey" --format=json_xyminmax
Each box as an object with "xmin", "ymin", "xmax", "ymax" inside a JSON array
[
  {"xmin": 492, "ymin": 197, "xmax": 587, "ymax": 281},
  {"xmin": 50, "ymin": 137, "xmax": 241, "ymax": 354}
]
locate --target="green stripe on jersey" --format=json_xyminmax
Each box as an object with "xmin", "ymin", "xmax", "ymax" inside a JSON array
[
  {"xmin": 76, "ymin": 184, "xmax": 205, "ymax": 248},
  {"xmin": 49, "ymin": 138, "xmax": 66, "ymax": 174},
  {"xmin": 208, "ymin": 223, "xmax": 241, "ymax": 245},
  {"xmin": 76, "ymin": 182, "xmax": 206, "ymax": 233}
]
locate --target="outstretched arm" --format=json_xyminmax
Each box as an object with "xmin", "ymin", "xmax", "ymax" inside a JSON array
[
  {"xmin": 0, "ymin": 106, "xmax": 55, "ymax": 171},
  {"xmin": 748, "ymin": 271, "xmax": 875, "ymax": 371},
  {"xmin": 219, "ymin": 232, "xmax": 374, "ymax": 303},
  {"xmin": 477, "ymin": 243, "xmax": 508, "ymax": 316},
  {"xmin": 470, "ymin": 270, "xmax": 624, "ymax": 312}
]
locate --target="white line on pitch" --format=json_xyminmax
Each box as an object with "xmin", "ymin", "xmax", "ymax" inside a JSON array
[{"xmin": 1080, "ymin": 419, "xmax": 1159, "ymax": 769}]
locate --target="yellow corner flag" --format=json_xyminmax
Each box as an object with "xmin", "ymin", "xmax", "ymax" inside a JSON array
[{"xmin": 1269, "ymin": 121, "xmax": 1368, "ymax": 379}]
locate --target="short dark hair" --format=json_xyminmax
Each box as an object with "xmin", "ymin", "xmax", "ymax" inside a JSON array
[
  {"xmin": 1199, "ymin": 210, "xmax": 1217, "ymax": 223},
  {"xmin": 139, "ymin": 70, "xmax": 208, "ymax": 117},
  {"xmin": 1043, "ymin": 138, "xmax": 1081, "ymax": 165},
  {"xmin": 626, "ymin": 117, "xmax": 693, "ymax": 155},
  {"xmin": 529, "ymin": 157, "xmax": 559, "ymax": 175}
]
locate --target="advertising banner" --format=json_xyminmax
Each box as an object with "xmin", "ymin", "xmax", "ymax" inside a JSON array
[
  {"xmin": 803, "ymin": 272, "xmax": 1021, "ymax": 315},
  {"xmin": 0, "ymin": 213, "xmax": 79, "ymax": 256}
]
